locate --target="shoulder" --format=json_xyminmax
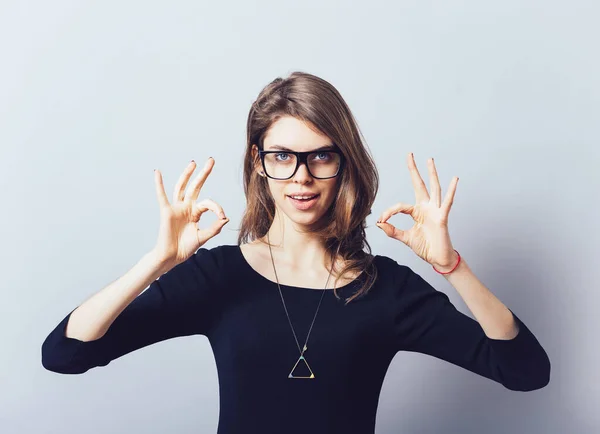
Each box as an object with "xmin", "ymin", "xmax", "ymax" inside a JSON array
[
  {"xmin": 372, "ymin": 254, "xmax": 410, "ymax": 282},
  {"xmin": 371, "ymin": 254, "xmax": 434, "ymax": 300},
  {"xmin": 193, "ymin": 243, "xmax": 238, "ymax": 263},
  {"xmin": 375, "ymin": 256, "xmax": 451, "ymax": 316},
  {"xmin": 182, "ymin": 244, "xmax": 241, "ymax": 283}
]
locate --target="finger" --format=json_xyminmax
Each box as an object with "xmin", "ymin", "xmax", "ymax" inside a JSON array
[
  {"xmin": 441, "ymin": 176, "xmax": 459, "ymax": 216},
  {"xmin": 154, "ymin": 169, "xmax": 170, "ymax": 208},
  {"xmin": 173, "ymin": 160, "xmax": 199, "ymax": 203},
  {"xmin": 408, "ymin": 152, "xmax": 430, "ymax": 203},
  {"xmin": 378, "ymin": 201, "xmax": 414, "ymax": 224},
  {"xmin": 185, "ymin": 157, "xmax": 215, "ymax": 203},
  {"xmin": 197, "ymin": 217, "xmax": 230, "ymax": 245},
  {"xmin": 428, "ymin": 158, "xmax": 441, "ymax": 207},
  {"xmin": 192, "ymin": 198, "xmax": 227, "ymax": 221},
  {"xmin": 376, "ymin": 221, "xmax": 409, "ymax": 245}
]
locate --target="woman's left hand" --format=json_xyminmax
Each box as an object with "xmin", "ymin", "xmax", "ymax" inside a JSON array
[{"xmin": 376, "ymin": 153, "xmax": 460, "ymax": 272}]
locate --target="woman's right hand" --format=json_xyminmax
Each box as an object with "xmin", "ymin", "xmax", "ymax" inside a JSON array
[{"xmin": 152, "ymin": 157, "xmax": 229, "ymax": 269}]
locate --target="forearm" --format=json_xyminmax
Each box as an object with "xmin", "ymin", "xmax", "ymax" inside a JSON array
[
  {"xmin": 65, "ymin": 249, "xmax": 171, "ymax": 342},
  {"xmin": 440, "ymin": 257, "xmax": 519, "ymax": 340}
]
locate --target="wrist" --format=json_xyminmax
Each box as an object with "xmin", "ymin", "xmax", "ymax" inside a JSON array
[
  {"xmin": 432, "ymin": 250, "xmax": 461, "ymax": 274},
  {"xmin": 147, "ymin": 249, "xmax": 174, "ymax": 274}
]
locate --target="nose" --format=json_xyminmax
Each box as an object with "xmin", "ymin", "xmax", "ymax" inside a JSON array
[{"xmin": 292, "ymin": 160, "xmax": 313, "ymax": 182}]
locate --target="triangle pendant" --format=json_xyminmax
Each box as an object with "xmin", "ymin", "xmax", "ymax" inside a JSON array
[{"xmin": 288, "ymin": 355, "xmax": 315, "ymax": 379}]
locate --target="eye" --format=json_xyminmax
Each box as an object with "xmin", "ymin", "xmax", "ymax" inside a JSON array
[
  {"xmin": 312, "ymin": 152, "xmax": 331, "ymax": 161},
  {"xmin": 275, "ymin": 152, "xmax": 290, "ymax": 161}
]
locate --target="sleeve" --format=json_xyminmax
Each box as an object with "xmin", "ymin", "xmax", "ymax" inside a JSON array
[
  {"xmin": 41, "ymin": 247, "xmax": 223, "ymax": 374},
  {"xmin": 391, "ymin": 263, "xmax": 551, "ymax": 391}
]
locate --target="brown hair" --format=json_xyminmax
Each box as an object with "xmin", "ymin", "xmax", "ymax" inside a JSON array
[{"xmin": 236, "ymin": 71, "xmax": 379, "ymax": 304}]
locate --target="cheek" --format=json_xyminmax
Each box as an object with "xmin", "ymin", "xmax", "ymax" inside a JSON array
[
  {"xmin": 322, "ymin": 182, "xmax": 338, "ymax": 199},
  {"xmin": 266, "ymin": 182, "xmax": 286, "ymax": 200}
]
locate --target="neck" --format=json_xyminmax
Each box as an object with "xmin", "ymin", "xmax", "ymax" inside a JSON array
[{"xmin": 261, "ymin": 212, "xmax": 332, "ymax": 272}]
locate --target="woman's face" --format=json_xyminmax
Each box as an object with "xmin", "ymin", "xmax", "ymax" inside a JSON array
[{"xmin": 252, "ymin": 116, "xmax": 340, "ymax": 229}]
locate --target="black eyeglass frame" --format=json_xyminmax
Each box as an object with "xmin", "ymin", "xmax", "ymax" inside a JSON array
[{"xmin": 258, "ymin": 148, "xmax": 345, "ymax": 180}]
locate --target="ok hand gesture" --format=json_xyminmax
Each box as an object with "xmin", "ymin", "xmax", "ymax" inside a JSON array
[
  {"xmin": 376, "ymin": 153, "xmax": 459, "ymax": 272},
  {"xmin": 153, "ymin": 157, "xmax": 229, "ymax": 269}
]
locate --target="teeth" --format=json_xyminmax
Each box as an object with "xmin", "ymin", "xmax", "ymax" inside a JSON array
[{"xmin": 290, "ymin": 195, "xmax": 316, "ymax": 200}]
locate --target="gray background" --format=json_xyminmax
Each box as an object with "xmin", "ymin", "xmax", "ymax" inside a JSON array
[{"xmin": 1, "ymin": 1, "xmax": 597, "ymax": 433}]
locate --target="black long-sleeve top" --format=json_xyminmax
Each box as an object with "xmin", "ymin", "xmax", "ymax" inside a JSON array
[{"xmin": 41, "ymin": 244, "xmax": 551, "ymax": 434}]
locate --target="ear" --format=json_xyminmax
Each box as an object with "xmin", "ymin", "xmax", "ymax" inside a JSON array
[{"xmin": 251, "ymin": 144, "xmax": 266, "ymax": 177}]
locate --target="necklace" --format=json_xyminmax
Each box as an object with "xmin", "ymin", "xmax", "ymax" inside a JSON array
[{"xmin": 266, "ymin": 232, "xmax": 335, "ymax": 379}]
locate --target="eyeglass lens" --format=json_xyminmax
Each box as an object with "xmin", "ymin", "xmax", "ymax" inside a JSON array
[{"xmin": 263, "ymin": 152, "xmax": 341, "ymax": 179}]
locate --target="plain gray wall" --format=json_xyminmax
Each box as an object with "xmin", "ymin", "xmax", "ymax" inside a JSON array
[{"xmin": 1, "ymin": 1, "xmax": 597, "ymax": 433}]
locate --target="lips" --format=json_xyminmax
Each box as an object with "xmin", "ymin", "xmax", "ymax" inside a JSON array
[
  {"xmin": 287, "ymin": 193, "xmax": 319, "ymax": 198},
  {"xmin": 287, "ymin": 194, "xmax": 320, "ymax": 210},
  {"xmin": 287, "ymin": 194, "xmax": 319, "ymax": 200}
]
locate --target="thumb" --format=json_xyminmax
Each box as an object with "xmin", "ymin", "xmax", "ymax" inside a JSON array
[{"xmin": 376, "ymin": 221, "xmax": 409, "ymax": 245}]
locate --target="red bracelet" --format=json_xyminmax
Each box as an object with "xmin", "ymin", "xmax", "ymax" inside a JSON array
[{"xmin": 432, "ymin": 250, "xmax": 461, "ymax": 274}]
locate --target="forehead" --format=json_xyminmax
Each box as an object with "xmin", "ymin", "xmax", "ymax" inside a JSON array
[{"xmin": 263, "ymin": 116, "xmax": 333, "ymax": 152}]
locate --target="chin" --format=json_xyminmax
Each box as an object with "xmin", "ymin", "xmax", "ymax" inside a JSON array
[
  {"xmin": 290, "ymin": 209, "xmax": 332, "ymax": 229},
  {"xmin": 278, "ymin": 206, "xmax": 321, "ymax": 224}
]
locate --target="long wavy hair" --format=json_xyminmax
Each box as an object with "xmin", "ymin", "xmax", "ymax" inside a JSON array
[{"xmin": 236, "ymin": 71, "xmax": 379, "ymax": 305}]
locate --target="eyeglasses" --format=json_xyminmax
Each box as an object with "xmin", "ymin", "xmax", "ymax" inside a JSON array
[{"xmin": 258, "ymin": 148, "xmax": 344, "ymax": 180}]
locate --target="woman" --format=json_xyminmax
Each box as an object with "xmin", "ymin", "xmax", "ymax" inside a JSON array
[{"xmin": 41, "ymin": 71, "xmax": 550, "ymax": 434}]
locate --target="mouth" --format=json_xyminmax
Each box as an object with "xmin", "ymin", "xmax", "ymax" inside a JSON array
[{"xmin": 286, "ymin": 194, "xmax": 320, "ymax": 210}]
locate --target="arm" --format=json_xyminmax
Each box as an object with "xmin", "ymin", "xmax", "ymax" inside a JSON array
[
  {"xmin": 41, "ymin": 247, "xmax": 222, "ymax": 374},
  {"xmin": 391, "ymin": 261, "xmax": 551, "ymax": 391},
  {"xmin": 438, "ymin": 254, "xmax": 519, "ymax": 340},
  {"xmin": 64, "ymin": 249, "xmax": 170, "ymax": 342}
]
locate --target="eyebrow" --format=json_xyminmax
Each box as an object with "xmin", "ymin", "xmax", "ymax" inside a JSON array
[{"xmin": 267, "ymin": 144, "xmax": 336, "ymax": 152}]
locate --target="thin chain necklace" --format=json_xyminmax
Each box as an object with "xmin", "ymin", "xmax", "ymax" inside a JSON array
[{"xmin": 266, "ymin": 232, "xmax": 335, "ymax": 379}]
